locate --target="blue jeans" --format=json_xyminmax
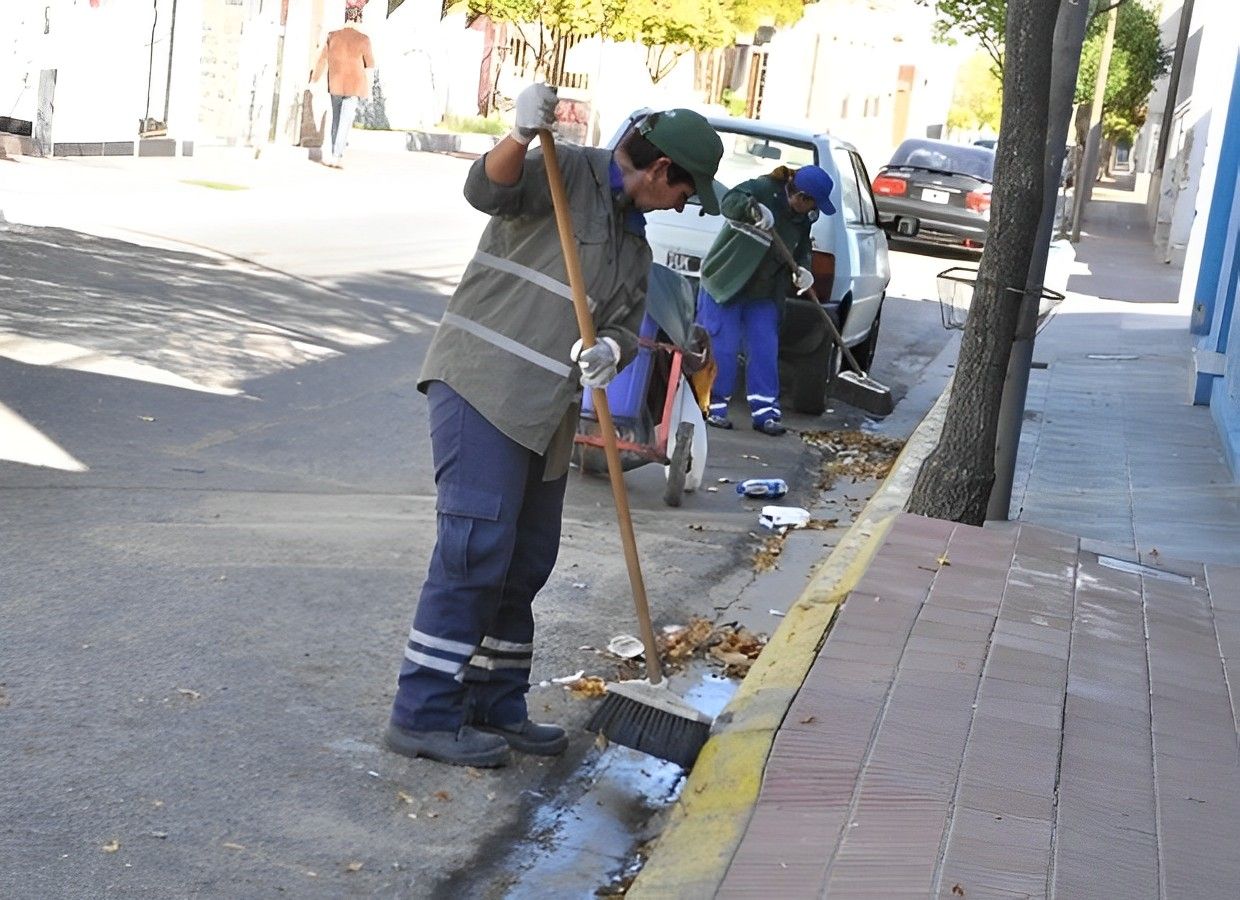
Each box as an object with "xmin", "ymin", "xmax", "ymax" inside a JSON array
[
  {"xmin": 391, "ymin": 382, "xmax": 568, "ymax": 732},
  {"xmin": 327, "ymin": 94, "xmax": 359, "ymax": 162},
  {"xmin": 696, "ymin": 287, "xmax": 782, "ymax": 426}
]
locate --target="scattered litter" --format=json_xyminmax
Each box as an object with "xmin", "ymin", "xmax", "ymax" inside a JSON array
[
  {"xmin": 705, "ymin": 486, "xmax": 719, "ymax": 493},
  {"xmin": 102, "ymin": 840, "xmax": 120, "ymax": 853},
  {"xmin": 551, "ymin": 670, "xmax": 587, "ymax": 684},
  {"xmin": 345, "ymin": 862, "xmax": 363, "ymax": 873},
  {"xmin": 433, "ymin": 790, "xmax": 452, "ymax": 802},
  {"xmin": 716, "ymin": 477, "xmax": 732, "ymax": 484},
  {"xmin": 1087, "ymin": 353, "xmax": 1138, "ymax": 360},
  {"xmin": 222, "ymin": 842, "xmax": 245, "ymax": 851},
  {"xmin": 138, "ymin": 416, "xmax": 156, "ymax": 422},
  {"xmin": 759, "ymin": 506, "xmax": 811, "ymax": 533},
  {"xmin": 606, "ymin": 635, "xmax": 645, "ymax": 659},
  {"xmin": 148, "ymin": 831, "xmax": 168, "ymax": 840},
  {"xmin": 740, "ymin": 453, "xmax": 761, "ymax": 460},
  {"xmin": 653, "ymin": 618, "xmax": 767, "ymax": 678},
  {"xmin": 753, "ymin": 535, "xmax": 784, "ymax": 572},
  {"xmin": 936, "ymin": 554, "xmax": 951, "ymax": 567},
  {"xmin": 564, "ymin": 675, "xmax": 607, "ymax": 697},
  {"xmin": 367, "ymin": 770, "xmax": 380, "ymax": 778},
  {"xmin": 572, "ymin": 582, "xmax": 587, "ymax": 589},
  {"xmin": 769, "ymin": 609, "xmax": 785, "ymax": 617},
  {"xmin": 175, "ymin": 688, "xmax": 201, "ymax": 700},
  {"xmin": 803, "ymin": 430, "xmax": 904, "ymax": 489},
  {"xmin": 736, "ymin": 478, "xmax": 788, "ymax": 499}
]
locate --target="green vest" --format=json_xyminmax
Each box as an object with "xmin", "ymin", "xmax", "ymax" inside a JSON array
[{"xmin": 699, "ymin": 174, "xmax": 813, "ymax": 304}]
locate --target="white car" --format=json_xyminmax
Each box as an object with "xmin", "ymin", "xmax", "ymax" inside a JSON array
[{"xmin": 609, "ymin": 111, "xmax": 896, "ymax": 415}]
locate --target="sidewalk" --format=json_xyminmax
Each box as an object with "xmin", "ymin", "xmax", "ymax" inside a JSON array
[{"xmin": 631, "ymin": 175, "xmax": 1240, "ymax": 897}]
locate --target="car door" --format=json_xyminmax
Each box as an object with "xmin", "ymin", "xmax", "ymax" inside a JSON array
[{"xmin": 828, "ymin": 145, "xmax": 891, "ymax": 346}]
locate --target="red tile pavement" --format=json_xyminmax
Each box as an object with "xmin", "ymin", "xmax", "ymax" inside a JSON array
[{"xmin": 714, "ymin": 512, "xmax": 1240, "ymax": 897}]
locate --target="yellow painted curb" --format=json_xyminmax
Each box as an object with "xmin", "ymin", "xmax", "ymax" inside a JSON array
[{"xmin": 628, "ymin": 381, "xmax": 953, "ymax": 899}]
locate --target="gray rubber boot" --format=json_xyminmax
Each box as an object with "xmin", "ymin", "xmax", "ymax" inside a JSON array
[
  {"xmin": 382, "ymin": 724, "xmax": 511, "ymax": 767},
  {"xmin": 475, "ymin": 720, "xmax": 568, "ymax": 756}
]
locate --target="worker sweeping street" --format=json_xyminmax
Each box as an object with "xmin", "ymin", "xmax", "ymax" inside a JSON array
[
  {"xmin": 696, "ymin": 164, "xmax": 836, "ymax": 435},
  {"xmin": 383, "ymin": 85, "xmax": 724, "ymax": 768}
]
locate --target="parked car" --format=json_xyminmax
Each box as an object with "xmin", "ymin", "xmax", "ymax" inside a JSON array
[
  {"xmin": 872, "ymin": 137, "xmax": 995, "ymax": 252},
  {"xmin": 608, "ymin": 111, "xmax": 902, "ymax": 415}
]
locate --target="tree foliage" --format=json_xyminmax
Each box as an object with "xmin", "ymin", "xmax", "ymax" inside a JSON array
[
  {"xmin": 1075, "ymin": 1, "xmax": 1169, "ymax": 143},
  {"xmin": 948, "ymin": 52, "xmax": 1003, "ymax": 133},
  {"xmin": 464, "ymin": 0, "xmax": 807, "ymax": 90},
  {"xmin": 917, "ymin": 0, "xmax": 1006, "ymax": 77}
]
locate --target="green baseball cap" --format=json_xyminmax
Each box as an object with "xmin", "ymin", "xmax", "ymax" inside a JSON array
[{"xmin": 639, "ymin": 109, "xmax": 724, "ymax": 215}]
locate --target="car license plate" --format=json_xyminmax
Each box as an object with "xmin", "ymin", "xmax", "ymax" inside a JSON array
[
  {"xmin": 666, "ymin": 251, "xmax": 701, "ymax": 273},
  {"xmin": 921, "ymin": 188, "xmax": 950, "ymax": 204}
]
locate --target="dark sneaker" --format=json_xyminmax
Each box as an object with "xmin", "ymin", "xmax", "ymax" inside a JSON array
[
  {"xmin": 754, "ymin": 419, "xmax": 787, "ymax": 436},
  {"xmin": 706, "ymin": 414, "xmax": 734, "ymax": 430},
  {"xmin": 475, "ymin": 719, "xmax": 568, "ymax": 756},
  {"xmin": 382, "ymin": 723, "xmax": 511, "ymax": 767}
]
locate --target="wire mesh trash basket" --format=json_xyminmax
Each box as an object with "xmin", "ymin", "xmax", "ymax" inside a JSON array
[{"xmin": 936, "ymin": 266, "xmax": 1065, "ymax": 332}]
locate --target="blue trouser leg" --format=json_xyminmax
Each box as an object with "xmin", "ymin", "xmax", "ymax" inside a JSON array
[
  {"xmin": 696, "ymin": 286, "xmax": 742, "ymax": 421},
  {"xmin": 741, "ymin": 298, "xmax": 782, "ymax": 426},
  {"xmin": 390, "ymin": 382, "xmax": 566, "ymax": 733}
]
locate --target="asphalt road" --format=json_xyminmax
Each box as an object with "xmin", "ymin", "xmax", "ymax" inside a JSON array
[{"xmin": 0, "ymin": 149, "xmax": 956, "ymax": 897}]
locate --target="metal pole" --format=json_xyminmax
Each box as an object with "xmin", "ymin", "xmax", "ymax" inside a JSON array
[
  {"xmin": 163, "ymin": 0, "xmax": 178, "ymax": 126},
  {"xmin": 1155, "ymin": 0, "xmax": 1195, "ymax": 172},
  {"xmin": 987, "ymin": 0, "xmax": 1093, "ymax": 521},
  {"xmin": 1070, "ymin": 2, "xmax": 1118, "ymax": 242}
]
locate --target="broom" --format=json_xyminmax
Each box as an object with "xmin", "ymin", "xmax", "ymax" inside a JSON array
[
  {"xmin": 767, "ymin": 227, "xmax": 895, "ymax": 417},
  {"xmin": 539, "ymin": 129, "xmax": 712, "ymax": 770}
]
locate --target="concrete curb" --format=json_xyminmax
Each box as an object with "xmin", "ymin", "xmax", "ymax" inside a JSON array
[{"xmin": 628, "ymin": 379, "xmax": 954, "ymax": 899}]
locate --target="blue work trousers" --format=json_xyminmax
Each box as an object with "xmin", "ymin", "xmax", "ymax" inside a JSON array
[
  {"xmin": 391, "ymin": 382, "xmax": 567, "ymax": 733},
  {"xmin": 696, "ymin": 287, "xmax": 782, "ymax": 426}
]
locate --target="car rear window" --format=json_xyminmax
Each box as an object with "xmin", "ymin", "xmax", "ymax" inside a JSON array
[
  {"xmin": 888, "ymin": 139, "xmax": 994, "ymax": 181},
  {"xmin": 712, "ymin": 130, "xmax": 817, "ymax": 194}
]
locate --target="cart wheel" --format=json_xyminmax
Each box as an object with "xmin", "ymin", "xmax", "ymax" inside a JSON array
[{"xmin": 664, "ymin": 421, "xmax": 694, "ymax": 507}]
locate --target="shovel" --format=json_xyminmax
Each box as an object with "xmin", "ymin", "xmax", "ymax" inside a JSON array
[{"xmin": 767, "ymin": 229, "xmax": 894, "ymax": 417}]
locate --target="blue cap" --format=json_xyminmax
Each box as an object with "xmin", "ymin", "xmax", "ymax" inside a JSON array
[{"xmin": 793, "ymin": 165, "xmax": 836, "ymax": 215}]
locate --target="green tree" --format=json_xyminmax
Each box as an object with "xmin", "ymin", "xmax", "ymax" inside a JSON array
[
  {"xmin": 919, "ymin": 0, "xmax": 1007, "ymax": 77},
  {"xmin": 948, "ymin": 52, "xmax": 1003, "ymax": 133},
  {"xmin": 1074, "ymin": 0, "xmax": 1169, "ymax": 144},
  {"xmin": 610, "ymin": 0, "xmax": 732, "ymax": 82}
]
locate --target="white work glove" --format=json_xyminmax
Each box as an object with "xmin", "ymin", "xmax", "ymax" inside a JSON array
[
  {"xmin": 748, "ymin": 201, "xmax": 775, "ymax": 231},
  {"xmin": 511, "ymin": 83, "xmax": 558, "ymax": 145},
  {"xmin": 793, "ymin": 266, "xmax": 814, "ymax": 295},
  {"xmin": 570, "ymin": 336, "xmax": 620, "ymax": 388}
]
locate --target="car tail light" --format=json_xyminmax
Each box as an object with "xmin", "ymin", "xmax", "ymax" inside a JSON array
[
  {"xmin": 872, "ymin": 175, "xmax": 907, "ymax": 196},
  {"xmin": 965, "ymin": 185, "xmax": 992, "ymax": 215},
  {"xmin": 810, "ymin": 249, "xmax": 835, "ymax": 299}
]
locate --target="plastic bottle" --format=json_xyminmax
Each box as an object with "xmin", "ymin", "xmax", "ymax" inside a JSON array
[{"xmin": 735, "ymin": 478, "xmax": 788, "ymax": 499}]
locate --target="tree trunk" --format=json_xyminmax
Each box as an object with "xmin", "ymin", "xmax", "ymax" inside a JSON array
[{"xmin": 905, "ymin": 0, "xmax": 1060, "ymax": 525}]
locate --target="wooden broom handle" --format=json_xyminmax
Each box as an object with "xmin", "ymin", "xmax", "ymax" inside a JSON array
[{"xmin": 539, "ymin": 130, "xmax": 663, "ymax": 687}]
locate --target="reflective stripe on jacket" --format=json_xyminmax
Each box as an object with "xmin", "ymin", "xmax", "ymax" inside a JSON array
[{"xmin": 418, "ymin": 144, "xmax": 649, "ymax": 479}]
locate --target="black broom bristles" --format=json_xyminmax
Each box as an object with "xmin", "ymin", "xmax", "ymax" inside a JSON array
[
  {"xmin": 587, "ymin": 686, "xmax": 712, "ymax": 770},
  {"xmin": 830, "ymin": 370, "xmax": 894, "ymax": 417}
]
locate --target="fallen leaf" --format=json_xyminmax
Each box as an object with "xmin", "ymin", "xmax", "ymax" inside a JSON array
[
  {"xmin": 396, "ymin": 791, "xmax": 414, "ymax": 805},
  {"xmin": 102, "ymin": 840, "xmax": 120, "ymax": 853},
  {"xmin": 464, "ymin": 767, "xmax": 482, "ymax": 779},
  {"xmin": 222, "ymin": 842, "xmax": 246, "ymax": 851},
  {"xmin": 433, "ymin": 790, "xmax": 451, "ymax": 802},
  {"xmin": 345, "ymin": 861, "xmax": 363, "ymax": 873},
  {"xmin": 175, "ymin": 688, "xmax": 201, "ymax": 700},
  {"xmin": 936, "ymin": 554, "xmax": 951, "ymax": 567},
  {"xmin": 566, "ymin": 676, "xmax": 607, "ymax": 698},
  {"xmin": 800, "ymin": 716, "xmax": 817, "ymax": 724},
  {"xmin": 551, "ymin": 669, "xmax": 587, "ymax": 683},
  {"xmin": 952, "ymin": 885, "xmax": 965, "ymax": 896}
]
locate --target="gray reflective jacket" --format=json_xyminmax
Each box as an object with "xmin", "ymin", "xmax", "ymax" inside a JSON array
[{"xmin": 419, "ymin": 144, "xmax": 648, "ymax": 479}]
